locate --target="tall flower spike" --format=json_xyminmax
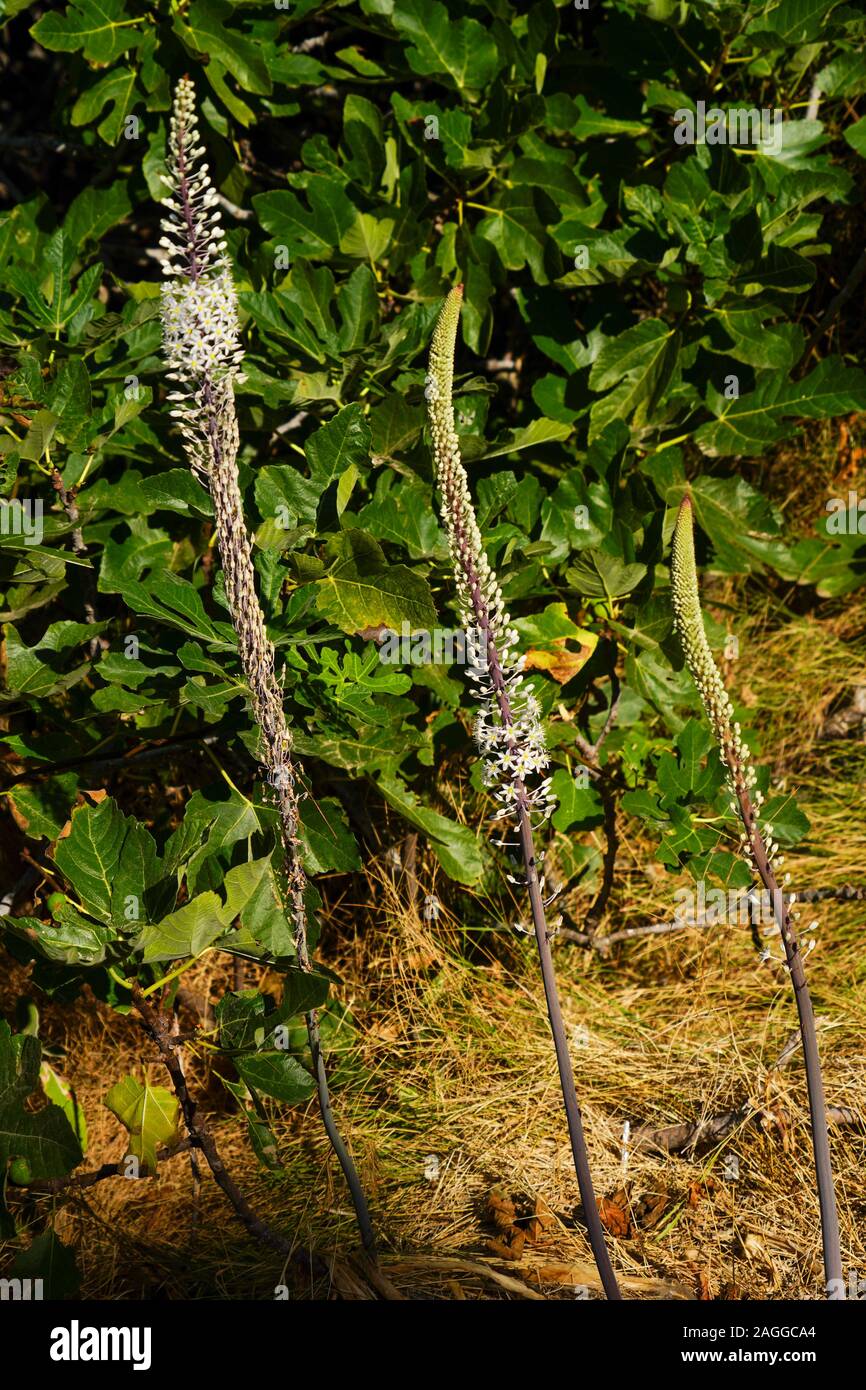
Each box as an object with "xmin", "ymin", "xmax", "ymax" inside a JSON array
[
  {"xmin": 427, "ymin": 289, "xmax": 553, "ymax": 822},
  {"xmin": 671, "ymin": 495, "xmax": 843, "ymax": 1298},
  {"xmin": 156, "ymin": 78, "xmax": 375, "ymax": 1257},
  {"xmin": 427, "ymin": 287, "xmax": 621, "ymax": 1300},
  {"xmin": 159, "ymin": 76, "xmax": 243, "ymax": 485}
]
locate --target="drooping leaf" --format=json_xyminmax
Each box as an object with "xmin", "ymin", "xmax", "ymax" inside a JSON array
[
  {"xmin": 53, "ymin": 797, "xmax": 172, "ymax": 928},
  {"xmin": 104, "ymin": 1076, "xmax": 179, "ymax": 1176}
]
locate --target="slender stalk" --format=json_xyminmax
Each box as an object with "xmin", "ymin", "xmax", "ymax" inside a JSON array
[
  {"xmin": 427, "ymin": 286, "xmax": 621, "ymax": 1299},
  {"xmin": 205, "ymin": 393, "xmax": 375, "ymax": 1253},
  {"xmin": 517, "ymin": 807, "xmax": 622, "ymax": 1299},
  {"xmin": 742, "ymin": 791, "xmax": 842, "ymax": 1292},
  {"xmin": 156, "ymin": 78, "xmax": 375, "ymax": 1256},
  {"xmin": 672, "ymin": 494, "xmax": 843, "ymax": 1297},
  {"xmin": 135, "ymin": 995, "xmax": 399, "ymax": 1300}
]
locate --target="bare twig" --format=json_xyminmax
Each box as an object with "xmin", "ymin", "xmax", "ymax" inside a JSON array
[
  {"xmin": 574, "ymin": 677, "xmax": 620, "ymax": 771},
  {"xmin": 561, "ymin": 884, "xmax": 866, "ymax": 954},
  {"xmin": 632, "ymin": 1027, "xmax": 858, "ymax": 1158},
  {"xmin": 790, "ymin": 884, "xmax": 866, "ymax": 903},
  {"xmin": 559, "ymin": 914, "xmax": 698, "ymax": 953},
  {"xmin": 16, "ymin": 1141, "xmax": 193, "ymax": 1193},
  {"xmin": 130, "ymin": 985, "xmax": 343, "ymax": 1282},
  {"xmin": 631, "ymin": 1027, "xmax": 830, "ymax": 1154},
  {"xmin": 590, "ymin": 671, "xmax": 622, "ymax": 760},
  {"xmin": 0, "ymin": 730, "xmax": 220, "ymax": 789},
  {"xmin": 171, "ymin": 1006, "xmax": 202, "ymax": 1232},
  {"xmin": 632, "ymin": 1104, "xmax": 860, "ymax": 1156}
]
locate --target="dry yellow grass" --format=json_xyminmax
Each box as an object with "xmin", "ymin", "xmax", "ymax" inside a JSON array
[{"xmin": 2, "ymin": 843, "xmax": 864, "ymax": 1300}]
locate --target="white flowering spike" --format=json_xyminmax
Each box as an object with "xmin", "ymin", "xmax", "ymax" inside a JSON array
[
  {"xmin": 428, "ymin": 288, "xmax": 621, "ymax": 1302},
  {"xmin": 160, "ymin": 78, "xmax": 232, "ymax": 285},
  {"xmin": 428, "ymin": 287, "xmax": 552, "ymax": 824},
  {"xmin": 153, "ymin": 80, "xmax": 376, "ymax": 1255},
  {"xmin": 671, "ymin": 495, "xmax": 761, "ymax": 848},
  {"xmin": 159, "ymin": 76, "xmax": 243, "ymax": 484},
  {"xmin": 161, "ymin": 275, "xmax": 242, "ymax": 383},
  {"xmin": 156, "ymin": 78, "xmax": 310, "ymax": 954}
]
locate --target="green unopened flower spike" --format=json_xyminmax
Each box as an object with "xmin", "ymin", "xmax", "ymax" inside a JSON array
[
  {"xmin": 671, "ymin": 494, "xmax": 842, "ymax": 1298},
  {"xmin": 427, "ymin": 287, "xmax": 621, "ymax": 1301},
  {"xmin": 672, "ymin": 495, "xmax": 758, "ymax": 857},
  {"xmin": 156, "ymin": 77, "xmax": 375, "ymax": 1256}
]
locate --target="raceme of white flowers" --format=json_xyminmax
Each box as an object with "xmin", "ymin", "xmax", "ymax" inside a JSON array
[
  {"xmin": 161, "ymin": 274, "xmax": 242, "ymax": 383},
  {"xmin": 155, "ymin": 78, "xmax": 313, "ymax": 955},
  {"xmin": 427, "ymin": 287, "xmax": 553, "ymax": 824},
  {"xmin": 159, "ymin": 77, "xmax": 243, "ymax": 482}
]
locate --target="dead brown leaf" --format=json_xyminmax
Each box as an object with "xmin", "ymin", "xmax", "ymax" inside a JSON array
[
  {"xmin": 485, "ymin": 1186, "xmax": 516, "ymax": 1231},
  {"xmin": 524, "ymin": 640, "xmax": 593, "ymax": 685},
  {"xmin": 598, "ymin": 1188, "xmax": 634, "ymax": 1239},
  {"xmin": 687, "ymin": 1177, "xmax": 716, "ymax": 1208},
  {"xmin": 482, "ymin": 1187, "xmax": 557, "ymax": 1259},
  {"xmin": 525, "ymin": 1195, "xmax": 557, "ymax": 1243},
  {"xmin": 633, "ymin": 1190, "xmax": 669, "ymax": 1229}
]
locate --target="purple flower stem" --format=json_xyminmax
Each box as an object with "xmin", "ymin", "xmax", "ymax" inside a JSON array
[
  {"xmin": 443, "ymin": 474, "xmax": 622, "ymax": 1300},
  {"xmin": 733, "ymin": 770, "xmax": 843, "ymax": 1293}
]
